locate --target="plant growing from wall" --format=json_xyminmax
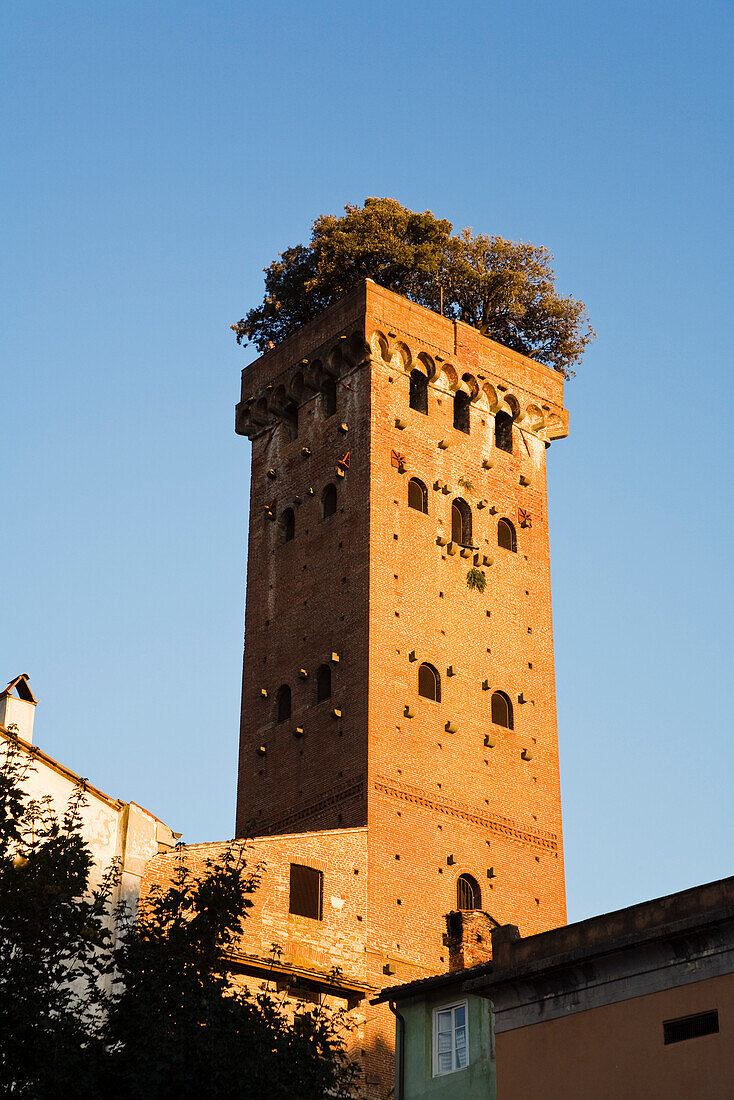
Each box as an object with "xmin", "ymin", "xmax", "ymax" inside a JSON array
[
  {"xmin": 233, "ymin": 197, "xmax": 595, "ymax": 377},
  {"xmin": 457, "ymin": 476, "xmax": 474, "ymax": 493},
  {"xmin": 466, "ymin": 567, "xmax": 487, "ymax": 593}
]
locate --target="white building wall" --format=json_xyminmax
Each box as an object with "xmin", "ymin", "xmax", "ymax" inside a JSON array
[{"xmin": 0, "ymin": 726, "xmax": 176, "ymax": 921}]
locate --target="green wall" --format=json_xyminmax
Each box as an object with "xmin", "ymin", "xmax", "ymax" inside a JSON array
[{"xmin": 396, "ymin": 991, "xmax": 495, "ymax": 1100}]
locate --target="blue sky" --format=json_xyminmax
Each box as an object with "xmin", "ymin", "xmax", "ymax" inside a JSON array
[{"xmin": 2, "ymin": 1, "xmax": 732, "ymax": 922}]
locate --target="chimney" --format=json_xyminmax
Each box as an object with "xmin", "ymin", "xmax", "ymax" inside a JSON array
[
  {"xmin": 444, "ymin": 909, "xmax": 499, "ymax": 972},
  {"xmin": 0, "ymin": 675, "xmax": 38, "ymax": 744}
]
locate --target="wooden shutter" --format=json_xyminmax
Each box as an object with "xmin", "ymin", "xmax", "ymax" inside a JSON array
[{"xmin": 289, "ymin": 864, "xmax": 323, "ymax": 920}]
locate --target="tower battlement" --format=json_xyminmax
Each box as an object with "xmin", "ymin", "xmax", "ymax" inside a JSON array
[{"xmin": 236, "ymin": 280, "xmax": 569, "ymax": 445}]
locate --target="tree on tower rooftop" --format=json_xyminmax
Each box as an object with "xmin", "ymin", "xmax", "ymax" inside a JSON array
[{"xmin": 233, "ymin": 197, "xmax": 595, "ymax": 377}]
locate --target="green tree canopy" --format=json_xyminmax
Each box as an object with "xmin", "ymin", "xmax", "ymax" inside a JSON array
[
  {"xmin": 233, "ymin": 197, "xmax": 595, "ymax": 377},
  {"xmin": 0, "ymin": 735, "xmax": 114, "ymax": 1099},
  {"xmin": 0, "ymin": 739, "xmax": 360, "ymax": 1099},
  {"xmin": 104, "ymin": 847, "xmax": 359, "ymax": 1100}
]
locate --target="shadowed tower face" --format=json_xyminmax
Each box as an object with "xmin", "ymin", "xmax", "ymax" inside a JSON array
[{"xmin": 235, "ymin": 280, "xmax": 569, "ymax": 970}]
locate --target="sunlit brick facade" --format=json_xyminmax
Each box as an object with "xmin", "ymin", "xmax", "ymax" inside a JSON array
[{"xmin": 222, "ymin": 281, "xmax": 570, "ymax": 1095}]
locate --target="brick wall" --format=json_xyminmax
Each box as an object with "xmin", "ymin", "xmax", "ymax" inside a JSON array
[
  {"xmin": 142, "ymin": 829, "xmax": 435, "ymax": 1098},
  {"xmin": 221, "ymin": 281, "xmax": 570, "ymax": 1098}
]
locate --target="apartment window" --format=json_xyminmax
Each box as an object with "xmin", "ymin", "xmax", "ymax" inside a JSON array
[
  {"xmin": 433, "ymin": 1001, "xmax": 468, "ymax": 1076},
  {"xmin": 456, "ymin": 874, "xmax": 482, "ymax": 911},
  {"xmin": 497, "ymin": 518, "xmax": 517, "ymax": 552},
  {"xmin": 409, "ymin": 369, "xmax": 429, "ymax": 414},
  {"xmin": 322, "ymin": 378, "xmax": 337, "ymax": 418},
  {"xmin": 664, "ymin": 1011, "xmax": 719, "ymax": 1044},
  {"xmin": 495, "ymin": 410, "xmax": 513, "ymax": 453},
  {"xmin": 289, "ymin": 863, "xmax": 323, "ymax": 920},
  {"xmin": 453, "ymin": 391, "xmax": 470, "ymax": 434},
  {"xmin": 418, "ymin": 662, "xmax": 441, "ymax": 702},
  {"xmin": 408, "ymin": 477, "xmax": 428, "ymax": 514},
  {"xmin": 491, "ymin": 690, "xmax": 513, "ymax": 730},
  {"xmin": 316, "ymin": 663, "xmax": 332, "ymax": 702},
  {"xmin": 322, "ymin": 483, "xmax": 337, "ymax": 518}
]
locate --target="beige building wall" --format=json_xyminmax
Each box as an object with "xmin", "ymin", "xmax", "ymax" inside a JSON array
[
  {"xmin": 497, "ymin": 972, "xmax": 734, "ymax": 1100},
  {"xmin": 1, "ymin": 675, "xmax": 176, "ymax": 922}
]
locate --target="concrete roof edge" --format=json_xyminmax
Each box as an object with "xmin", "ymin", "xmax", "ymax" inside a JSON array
[
  {"xmin": 372, "ymin": 962, "xmax": 494, "ymax": 1006},
  {"xmin": 465, "ymin": 876, "xmax": 734, "ymax": 994}
]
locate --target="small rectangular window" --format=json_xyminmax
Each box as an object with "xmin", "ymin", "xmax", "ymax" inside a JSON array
[
  {"xmin": 664, "ymin": 1010, "xmax": 719, "ymax": 1044},
  {"xmin": 495, "ymin": 410, "xmax": 513, "ymax": 453},
  {"xmin": 289, "ymin": 863, "xmax": 323, "ymax": 920},
  {"xmin": 433, "ymin": 1001, "xmax": 469, "ymax": 1076}
]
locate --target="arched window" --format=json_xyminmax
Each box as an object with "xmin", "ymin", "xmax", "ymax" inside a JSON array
[
  {"xmin": 282, "ymin": 508, "xmax": 295, "ymax": 542},
  {"xmin": 316, "ymin": 664, "xmax": 332, "ymax": 702},
  {"xmin": 276, "ymin": 684, "xmax": 292, "ymax": 723},
  {"xmin": 451, "ymin": 498, "xmax": 472, "ymax": 547},
  {"xmin": 322, "ymin": 483, "xmax": 337, "ymax": 518},
  {"xmin": 456, "ymin": 873, "xmax": 482, "ymax": 911},
  {"xmin": 322, "ymin": 378, "xmax": 337, "ymax": 418},
  {"xmin": 409, "ymin": 369, "xmax": 429, "ymax": 414},
  {"xmin": 418, "ymin": 662, "xmax": 440, "ymax": 702},
  {"xmin": 284, "ymin": 402, "xmax": 299, "ymax": 442},
  {"xmin": 495, "ymin": 410, "xmax": 513, "ymax": 453},
  {"xmin": 497, "ymin": 518, "xmax": 517, "ymax": 552},
  {"xmin": 491, "ymin": 690, "xmax": 513, "ymax": 730},
  {"xmin": 407, "ymin": 477, "xmax": 428, "ymax": 514},
  {"xmin": 453, "ymin": 390, "xmax": 471, "ymax": 434}
]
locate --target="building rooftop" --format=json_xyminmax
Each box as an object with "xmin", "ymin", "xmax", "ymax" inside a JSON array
[{"xmin": 374, "ymin": 873, "xmax": 734, "ymax": 1004}]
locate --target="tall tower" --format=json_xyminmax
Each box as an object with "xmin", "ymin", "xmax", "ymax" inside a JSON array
[{"xmin": 235, "ymin": 279, "xmax": 568, "ymax": 980}]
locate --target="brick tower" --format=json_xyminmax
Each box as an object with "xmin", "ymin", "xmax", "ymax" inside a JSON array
[{"xmin": 234, "ymin": 280, "xmax": 568, "ymax": 1088}]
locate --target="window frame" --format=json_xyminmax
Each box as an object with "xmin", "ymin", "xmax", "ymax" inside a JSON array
[
  {"xmin": 497, "ymin": 517, "xmax": 517, "ymax": 553},
  {"xmin": 407, "ymin": 477, "xmax": 428, "ymax": 514},
  {"xmin": 495, "ymin": 409, "xmax": 513, "ymax": 453},
  {"xmin": 316, "ymin": 663, "xmax": 332, "ymax": 703},
  {"xmin": 453, "ymin": 390, "xmax": 471, "ymax": 434},
  {"xmin": 282, "ymin": 507, "xmax": 295, "ymax": 542},
  {"xmin": 321, "ymin": 378, "xmax": 337, "ymax": 418},
  {"xmin": 409, "ymin": 369, "xmax": 429, "ymax": 415},
  {"xmin": 276, "ymin": 684, "xmax": 292, "ymax": 724},
  {"xmin": 451, "ymin": 498, "xmax": 473, "ymax": 547},
  {"xmin": 288, "ymin": 863, "xmax": 324, "ymax": 921},
  {"xmin": 456, "ymin": 873, "xmax": 482, "ymax": 911},
  {"xmin": 432, "ymin": 1000, "xmax": 469, "ymax": 1078},
  {"xmin": 490, "ymin": 690, "xmax": 513, "ymax": 730},
  {"xmin": 322, "ymin": 483, "xmax": 338, "ymax": 519},
  {"xmin": 283, "ymin": 402, "xmax": 299, "ymax": 442},
  {"xmin": 418, "ymin": 662, "xmax": 441, "ymax": 703},
  {"xmin": 664, "ymin": 1010, "xmax": 719, "ymax": 1044}
]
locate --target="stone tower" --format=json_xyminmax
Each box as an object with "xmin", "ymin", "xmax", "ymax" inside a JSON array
[{"xmin": 234, "ymin": 281, "xmax": 569, "ymax": 1081}]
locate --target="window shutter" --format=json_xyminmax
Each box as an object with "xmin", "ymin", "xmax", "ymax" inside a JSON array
[{"xmin": 289, "ymin": 864, "xmax": 323, "ymax": 920}]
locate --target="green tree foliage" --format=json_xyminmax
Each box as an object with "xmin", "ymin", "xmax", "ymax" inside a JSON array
[
  {"xmin": 0, "ymin": 740, "xmax": 360, "ymax": 1099},
  {"xmin": 0, "ymin": 734, "xmax": 114, "ymax": 1099},
  {"xmin": 103, "ymin": 847, "xmax": 359, "ymax": 1100},
  {"xmin": 233, "ymin": 197, "xmax": 595, "ymax": 377}
]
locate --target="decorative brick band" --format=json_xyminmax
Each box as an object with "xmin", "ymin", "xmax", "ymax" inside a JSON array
[
  {"xmin": 373, "ymin": 777, "xmax": 558, "ymax": 851},
  {"xmin": 260, "ymin": 778, "xmax": 366, "ymax": 836}
]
